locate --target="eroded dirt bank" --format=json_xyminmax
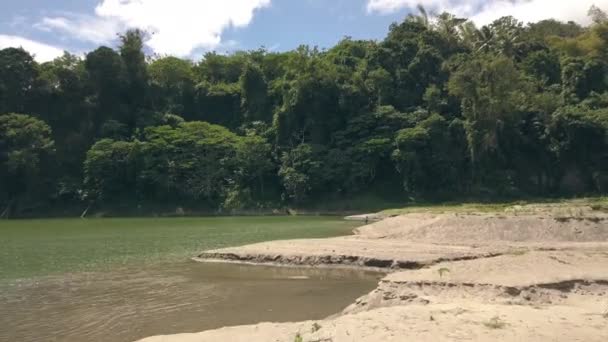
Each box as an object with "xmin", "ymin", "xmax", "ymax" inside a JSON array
[{"xmin": 138, "ymin": 206, "xmax": 608, "ymax": 342}]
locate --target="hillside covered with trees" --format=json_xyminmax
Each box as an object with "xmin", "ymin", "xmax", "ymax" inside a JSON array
[{"xmin": 1, "ymin": 7, "xmax": 607, "ymax": 217}]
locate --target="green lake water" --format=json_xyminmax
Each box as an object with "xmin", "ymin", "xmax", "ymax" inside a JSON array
[{"xmin": 0, "ymin": 217, "xmax": 381, "ymax": 342}]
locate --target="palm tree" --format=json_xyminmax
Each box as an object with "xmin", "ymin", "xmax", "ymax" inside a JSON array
[
  {"xmin": 407, "ymin": 4, "xmax": 431, "ymax": 28},
  {"xmin": 490, "ymin": 16, "xmax": 524, "ymax": 56},
  {"xmin": 435, "ymin": 12, "xmax": 469, "ymax": 47},
  {"xmin": 474, "ymin": 26, "xmax": 496, "ymax": 53},
  {"xmin": 435, "ymin": 12, "xmax": 468, "ymax": 38},
  {"xmin": 459, "ymin": 21, "xmax": 480, "ymax": 49}
]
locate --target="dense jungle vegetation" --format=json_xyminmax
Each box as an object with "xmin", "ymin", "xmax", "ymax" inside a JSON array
[{"xmin": 1, "ymin": 7, "xmax": 607, "ymax": 217}]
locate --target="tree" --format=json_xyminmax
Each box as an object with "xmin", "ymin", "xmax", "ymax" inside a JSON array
[
  {"xmin": 138, "ymin": 121, "xmax": 240, "ymax": 204},
  {"xmin": 548, "ymin": 105, "xmax": 608, "ymax": 193},
  {"xmin": 393, "ymin": 114, "xmax": 466, "ymax": 195},
  {"xmin": 149, "ymin": 56, "xmax": 195, "ymax": 117},
  {"xmin": 240, "ymin": 63, "xmax": 270, "ymax": 122},
  {"xmin": 3, "ymin": 13, "xmax": 608, "ymax": 216},
  {"xmin": 278, "ymin": 144, "xmax": 324, "ymax": 203},
  {"xmin": 119, "ymin": 29, "xmax": 150, "ymax": 130},
  {"xmin": 521, "ymin": 50, "xmax": 561, "ymax": 85},
  {"xmin": 0, "ymin": 48, "xmax": 38, "ymax": 114},
  {"xmin": 234, "ymin": 135, "xmax": 274, "ymax": 198},
  {"xmin": 195, "ymin": 81, "xmax": 243, "ymax": 128},
  {"xmin": 434, "ymin": 12, "xmax": 468, "ymax": 50},
  {"xmin": 83, "ymin": 139, "xmax": 141, "ymax": 203},
  {"xmin": 561, "ymin": 57, "xmax": 608, "ymax": 103},
  {"xmin": 35, "ymin": 52, "xmax": 91, "ymax": 186},
  {"xmin": 0, "ymin": 114, "xmax": 54, "ymax": 217},
  {"xmin": 197, "ymin": 52, "xmax": 247, "ymax": 83},
  {"xmin": 449, "ymin": 55, "xmax": 528, "ymax": 184},
  {"xmin": 489, "ymin": 16, "xmax": 524, "ymax": 57},
  {"xmin": 589, "ymin": 5, "xmax": 608, "ymax": 24},
  {"xmin": 407, "ymin": 5, "xmax": 431, "ymax": 28},
  {"xmin": 85, "ymin": 46, "xmax": 127, "ymax": 131},
  {"xmin": 273, "ymin": 51, "xmax": 342, "ymax": 146},
  {"xmin": 526, "ymin": 19, "xmax": 583, "ymax": 41}
]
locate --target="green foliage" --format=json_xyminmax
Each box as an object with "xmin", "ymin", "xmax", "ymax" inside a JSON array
[
  {"xmin": 160, "ymin": 113, "xmax": 186, "ymax": 127},
  {"xmin": 2, "ymin": 6, "xmax": 608, "ymax": 216},
  {"xmin": 548, "ymin": 105, "xmax": 608, "ymax": 192},
  {"xmin": 449, "ymin": 54, "xmax": 530, "ymax": 189},
  {"xmin": 100, "ymin": 120, "xmax": 129, "ymax": 139},
  {"xmin": 0, "ymin": 114, "xmax": 55, "ymax": 215},
  {"xmin": 139, "ymin": 122, "xmax": 240, "ymax": 202},
  {"xmin": 521, "ymin": 50, "xmax": 561, "ymax": 85},
  {"xmin": 279, "ymin": 144, "xmax": 324, "ymax": 203},
  {"xmin": 0, "ymin": 113, "xmax": 54, "ymax": 172},
  {"xmin": 526, "ymin": 20, "xmax": 583, "ymax": 41},
  {"xmin": 240, "ymin": 62, "xmax": 270, "ymax": 122},
  {"xmin": 84, "ymin": 139, "xmax": 140, "ymax": 202},
  {"xmin": 393, "ymin": 114, "xmax": 467, "ymax": 195},
  {"xmin": 0, "ymin": 48, "xmax": 37, "ymax": 114},
  {"xmin": 148, "ymin": 57, "xmax": 196, "ymax": 117}
]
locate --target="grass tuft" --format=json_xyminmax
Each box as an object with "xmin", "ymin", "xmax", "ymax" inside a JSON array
[
  {"xmin": 438, "ymin": 267, "xmax": 451, "ymax": 278},
  {"xmin": 483, "ymin": 316, "xmax": 507, "ymax": 329}
]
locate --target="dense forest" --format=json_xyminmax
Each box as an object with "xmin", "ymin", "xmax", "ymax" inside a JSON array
[{"xmin": 1, "ymin": 7, "xmax": 608, "ymax": 217}]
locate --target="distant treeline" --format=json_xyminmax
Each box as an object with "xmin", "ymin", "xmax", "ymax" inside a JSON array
[{"xmin": 1, "ymin": 7, "xmax": 607, "ymax": 217}]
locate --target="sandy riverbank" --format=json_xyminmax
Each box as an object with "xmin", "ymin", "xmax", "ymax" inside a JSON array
[{"xmin": 138, "ymin": 204, "xmax": 608, "ymax": 342}]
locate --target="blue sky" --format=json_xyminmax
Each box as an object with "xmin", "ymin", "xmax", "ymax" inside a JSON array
[{"xmin": 0, "ymin": 0, "xmax": 604, "ymax": 62}]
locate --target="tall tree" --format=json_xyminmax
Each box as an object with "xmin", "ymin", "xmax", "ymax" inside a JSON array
[
  {"xmin": 148, "ymin": 56, "xmax": 196, "ymax": 118},
  {"xmin": 85, "ymin": 46, "xmax": 127, "ymax": 132},
  {"xmin": 449, "ymin": 55, "xmax": 528, "ymax": 185},
  {"xmin": 0, "ymin": 114, "xmax": 54, "ymax": 217},
  {"xmin": 0, "ymin": 48, "xmax": 38, "ymax": 114},
  {"xmin": 119, "ymin": 29, "xmax": 150, "ymax": 130}
]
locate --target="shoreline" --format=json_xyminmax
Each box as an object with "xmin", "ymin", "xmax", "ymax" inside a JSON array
[
  {"xmin": 192, "ymin": 248, "xmax": 506, "ymax": 271},
  {"xmin": 191, "ymin": 257, "xmax": 392, "ymax": 273},
  {"xmin": 137, "ymin": 205, "xmax": 608, "ymax": 342}
]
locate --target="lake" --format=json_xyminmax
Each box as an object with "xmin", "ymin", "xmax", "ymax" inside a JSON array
[{"xmin": 0, "ymin": 217, "xmax": 381, "ymax": 342}]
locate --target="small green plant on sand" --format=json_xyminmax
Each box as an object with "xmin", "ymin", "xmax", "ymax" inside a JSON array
[
  {"xmin": 483, "ymin": 316, "xmax": 507, "ymax": 329},
  {"xmin": 294, "ymin": 333, "xmax": 303, "ymax": 342},
  {"xmin": 312, "ymin": 322, "xmax": 322, "ymax": 332},
  {"xmin": 509, "ymin": 249, "xmax": 528, "ymax": 256},
  {"xmin": 438, "ymin": 267, "xmax": 451, "ymax": 278}
]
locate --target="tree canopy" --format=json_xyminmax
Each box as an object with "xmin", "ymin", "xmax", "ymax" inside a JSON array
[{"xmin": 1, "ymin": 8, "xmax": 608, "ymax": 216}]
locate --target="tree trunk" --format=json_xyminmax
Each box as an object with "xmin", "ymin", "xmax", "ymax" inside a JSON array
[
  {"xmin": 259, "ymin": 176, "xmax": 265, "ymax": 198},
  {"xmin": 0, "ymin": 199, "xmax": 14, "ymax": 219},
  {"xmin": 80, "ymin": 203, "xmax": 92, "ymax": 219}
]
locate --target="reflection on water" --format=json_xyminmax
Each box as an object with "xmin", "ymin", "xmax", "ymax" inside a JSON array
[{"xmin": 0, "ymin": 261, "xmax": 381, "ymax": 342}]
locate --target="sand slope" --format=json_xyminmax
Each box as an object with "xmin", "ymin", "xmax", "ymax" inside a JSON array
[
  {"xmin": 139, "ymin": 303, "xmax": 608, "ymax": 342},
  {"xmin": 355, "ymin": 212, "xmax": 608, "ymax": 243}
]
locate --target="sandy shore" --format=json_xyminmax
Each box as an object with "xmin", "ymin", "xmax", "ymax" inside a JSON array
[{"xmin": 138, "ymin": 206, "xmax": 608, "ymax": 342}]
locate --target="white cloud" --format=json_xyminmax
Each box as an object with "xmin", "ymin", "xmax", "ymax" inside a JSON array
[
  {"xmin": 368, "ymin": 0, "xmax": 479, "ymax": 15},
  {"xmin": 36, "ymin": 15, "xmax": 124, "ymax": 44},
  {"xmin": 0, "ymin": 35, "xmax": 64, "ymax": 62},
  {"xmin": 367, "ymin": 0, "xmax": 608, "ymax": 25},
  {"xmin": 38, "ymin": 0, "xmax": 270, "ymax": 57}
]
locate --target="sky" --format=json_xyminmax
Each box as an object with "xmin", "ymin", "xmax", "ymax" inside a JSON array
[{"xmin": 0, "ymin": 0, "xmax": 607, "ymax": 62}]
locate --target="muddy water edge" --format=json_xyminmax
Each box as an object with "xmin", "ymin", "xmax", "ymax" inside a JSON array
[{"xmin": 0, "ymin": 217, "xmax": 381, "ymax": 342}]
